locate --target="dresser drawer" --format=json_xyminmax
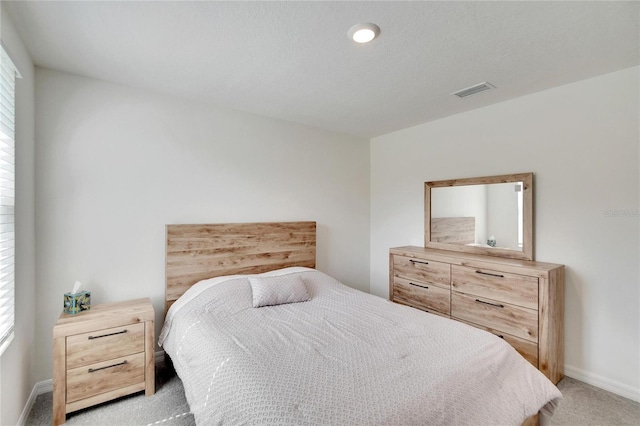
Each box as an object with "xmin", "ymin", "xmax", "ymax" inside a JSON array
[
  {"xmin": 451, "ymin": 291, "xmax": 538, "ymax": 342},
  {"xmin": 66, "ymin": 352, "xmax": 145, "ymax": 403},
  {"xmin": 393, "ymin": 277, "xmax": 451, "ymax": 315},
  {"xmin": 66, "ymin": 323, "xmax": 145, "ymax": 369},
  {"xmin": 500, "ymin": 333, "xmax": 538, "ymax": 367},
  {"xmin": 394, "ymin": 300, "xmax": 450, "ymax": 319},
  {"xmin": 451, "ymin": 265, "xmax": 538, "ymax": 310},
  {"xmin": 458, "ymin": 319, "xmax": 538, "ymax": 367},
  {"xmin": 393, "ymin": 255, "xmax": 450, "ymax": 289}
]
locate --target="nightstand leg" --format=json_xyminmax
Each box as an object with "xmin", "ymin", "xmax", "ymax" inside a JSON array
[
  {"xmin": 53, "ymin": 336, "xmax": 66, "ymax": 425},
  {"xmin": 144, "ymin": 320, "xmax": 155, "ymax": 396}
]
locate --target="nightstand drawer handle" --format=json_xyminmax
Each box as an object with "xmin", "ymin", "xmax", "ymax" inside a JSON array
[
  {"xmin": 88, "ymin": 360, "xmax": 127, "ymax": 373},
  {"xmin": 475, "ymin": 299, "xmax": 505, "ymax": 308},
  {"xmin": 88, "ymin": 330, "xmax": 127, "ymax": 340},
  {"xmin": 409, "ymin": 259, "xmax": 429, "ymax": 265},
  {"xmin": 475, "ymin": 270, "xmax": 504, "ymax": 278},
  {"xmin": 408, "ymin": 282, "xmax": 429, "ymax": 289}
]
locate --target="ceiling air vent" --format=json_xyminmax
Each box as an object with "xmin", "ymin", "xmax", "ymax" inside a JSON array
[{"xmin": 451, "ymin": 82, "xmax": 495, "ymax": 98}]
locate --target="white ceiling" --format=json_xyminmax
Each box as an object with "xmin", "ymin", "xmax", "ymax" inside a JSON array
[{"xmin": 4, "ymin": 1, "xmax": 639, "ymax": 138}]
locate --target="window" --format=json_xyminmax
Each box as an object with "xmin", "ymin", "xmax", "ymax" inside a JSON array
[{"xmin": 0, "ymin": 46, "xmax": 18, "ymax": 356}]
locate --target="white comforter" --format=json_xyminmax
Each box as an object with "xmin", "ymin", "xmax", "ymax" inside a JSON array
[{"xmin": 160, "ymin": 267, "xmax": 561, "ymax": 425}]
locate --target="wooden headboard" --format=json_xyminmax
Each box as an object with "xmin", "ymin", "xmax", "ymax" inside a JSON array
[
  {"xmin": 165, "ymin": 221, "xmax": 316, "ymax": 314},
  {"xmin": 431, "ymin": 217, "xmax": 475, "ymax": 244}
]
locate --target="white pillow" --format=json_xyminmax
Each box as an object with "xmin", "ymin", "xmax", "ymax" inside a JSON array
[{"xmin": 249, "ymin": 274, "xmax": 311, "ymax": 308}]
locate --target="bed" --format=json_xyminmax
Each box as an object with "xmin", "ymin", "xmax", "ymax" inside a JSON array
[{"xmin": 160, "ymin": 221, "xmax": 561, "ymax": 425}]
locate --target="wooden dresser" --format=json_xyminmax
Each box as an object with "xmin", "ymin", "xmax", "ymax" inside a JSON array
[
  {"xmin": 53, "ymin": 298, "xmax": 155, "ymax": 425},
  {"xmin": 390, "ymin": 246, "xmax": 564, "ymax": 384}
]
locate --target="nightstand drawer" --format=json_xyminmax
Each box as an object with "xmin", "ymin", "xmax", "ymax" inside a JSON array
[
  {"xmin": 393, "ymin": 255, "xmax": 450, "ymax": 289},
  {"xmin": 66, "ymin": 352, "xmax": 145, "ymax": 403},
  {"xmin": 66, "ymin": 323, "xmax": 145, "ymax": 369},
  {"xmin": 53, "ymin": 298, "xmax": 155, "ymax": 425},
  {"xmin": 451, "ymin": 291, "xmax": 538, "ymax": 342},
  {"xmin": 393, "ymin": 277, "xmax": 451, "ymax": 315}
]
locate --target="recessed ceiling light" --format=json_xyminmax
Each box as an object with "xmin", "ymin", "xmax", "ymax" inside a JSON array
[{"xmin": 348, "ymin": 23, "xmax": 380, "ymax": 43}]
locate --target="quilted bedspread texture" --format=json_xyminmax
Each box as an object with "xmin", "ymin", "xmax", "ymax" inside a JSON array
[{"xmin": 160, "ymin": 268, "xmax": 561, "ymax": 425}]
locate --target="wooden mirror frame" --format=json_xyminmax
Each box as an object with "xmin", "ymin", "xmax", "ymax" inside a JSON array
[{"xmin": 425, "ymin": 173, "xmax": 533, "ymax": 261}]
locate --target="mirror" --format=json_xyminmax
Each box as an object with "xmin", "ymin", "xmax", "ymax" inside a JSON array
[{"xmin": 425, "ymin": 173, "xmax": 533, "ymax": 261}]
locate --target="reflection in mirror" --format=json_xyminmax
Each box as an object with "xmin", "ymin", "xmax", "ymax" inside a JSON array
[
  {"xmin": 425, "ymin": 173, "xmax": 533, "ymax": 261},
  {"xmin": 431, "ymin": 182, "xmax": 523, "ymax": 251}
]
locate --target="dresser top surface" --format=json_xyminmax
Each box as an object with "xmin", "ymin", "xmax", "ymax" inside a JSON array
[{"xmin": 390, "ymin": 246, "xmax": 564, "ymax": 272}]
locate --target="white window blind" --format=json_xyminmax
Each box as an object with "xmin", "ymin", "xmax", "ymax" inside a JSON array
[{"xmin": 0, "ymin": 46, "xmax": 17, "ymax": 356}]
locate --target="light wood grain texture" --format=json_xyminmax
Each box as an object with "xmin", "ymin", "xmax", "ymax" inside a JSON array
[
  {"xmin": 66, "ymin": 353, "xmax": 145, "ymax": 403},
  {"xmin": 431, "ymin": 217, "xmax": 475, "ymax": 244},
  {"xmin": 425, "ymin": 173, "xmax": 533, "ymax": 261},
  {"xmin": 165, "ymin": 222, "xmax": 316, "ymax": 313},
  {"xmin": 522, "ymin": 413, "xmax": 539, "ymax": 426},
  {"xmin": 66, "ymin": 323, "xmax": 145, "ymax": 369},
  {"xmin": 538, "ymin": 266, "xmax": 565, "ymax": 384},
  {"xmin": 392, "ymin": 255, "xmax": 450, "ymax": 289},
  {"xmin": 392, "ymin": 300, "xmax": 451, "ymax": 319},
  {"xmin": 66, "ymin": 382, "xmax": 146, "ymax": 414},
  {"xmin": 451, "ymin": 264, "xmax": 538, "ymax": 310},
  {"xmin": 54, "ymin": 298, "xmax": 154, "ymax": 338},
  {"xmin": 501, "ymin": 334, "xmax": 538, "ymax": 368},
  {"xmin": 53, "ymin": 298, "xmax": 155, "ymax": 425},
  {"xmin": 52, "ymin": 337, "xmax": 66, "ymax": 426},
  {"xmin": 389, "ymin": 246, "xmax": 564, "ymax": 384},
  {"xmin": 393, "ymin": 277, "xmax": 451, "ymax": 315},
  {"xmin": 145, "ymin": 319, "xmax": 155, "ymax": 396},
  {"xmin": 457, "ymin": 319, "xmax": 538, "ymax": 367},
  {"xmin": 392, "ymin": 246, "xmax": 558, "ymax": 278},
  {"xmin": 388, "ymin": 253, "xmax": 394, "ymax": 301},
  {"xmin": 451, "ymin": 291, "xmax": 538, "ymax": 342}
]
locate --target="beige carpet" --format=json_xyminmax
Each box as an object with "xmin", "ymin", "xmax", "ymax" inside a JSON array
[
  {"xmin": 553, "ymin": 376, "xmax": 639, "ymax": 425},
  {"xmin": 25, "ymin": 366, "xmax": 639, "ymax": 425}
]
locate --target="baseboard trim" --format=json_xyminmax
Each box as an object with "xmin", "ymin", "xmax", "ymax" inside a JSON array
[
  {"xmin": 17, "ymin": 379, "xmax": 52, "ymax": 426},
  {"xmin": 565, "ymin": 365, "xmax": 640, "ymax": 402}
]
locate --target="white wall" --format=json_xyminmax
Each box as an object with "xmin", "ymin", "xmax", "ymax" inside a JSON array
[
  {"xmin": 0, "ymin": 5, "xmax": 36, "ymax": 425},
  {"xmin": 35, "ymin": 68, "xmax": 370, "ymax": 381},
  {"xmin": 486, "ymin": 182, "xmax": 519, "ymax": 250},
  {"xmin": 371, "ymin": 67, "xmax": 640, "ymax": 400}
]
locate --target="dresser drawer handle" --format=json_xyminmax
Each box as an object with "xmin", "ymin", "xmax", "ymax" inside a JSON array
[
  {"xmin": 408, "ymin": 282, "xmax": 429, "ymax": 289},
  {"xmin": 475, "ymin": 270, "xmax": 504, "ymax": 278},
  {"xmin": 88, "ymin": 330, "xmax": 127, "ymax": 340},
  {"xmin": 409, "ymin": 259, "xmax": 429, "ymax": 265},
  {"xmin": 88, "ymin": 360, "xmax": 127, "ymax": 373},
  {"xmin": 475, "ymin": 299, "xmax": 505, "ymax": 308}
]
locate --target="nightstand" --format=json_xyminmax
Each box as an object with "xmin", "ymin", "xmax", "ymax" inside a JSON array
[{"xmin": 53, "ymin": 298, "xmax": 155, "ymax": 425}]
